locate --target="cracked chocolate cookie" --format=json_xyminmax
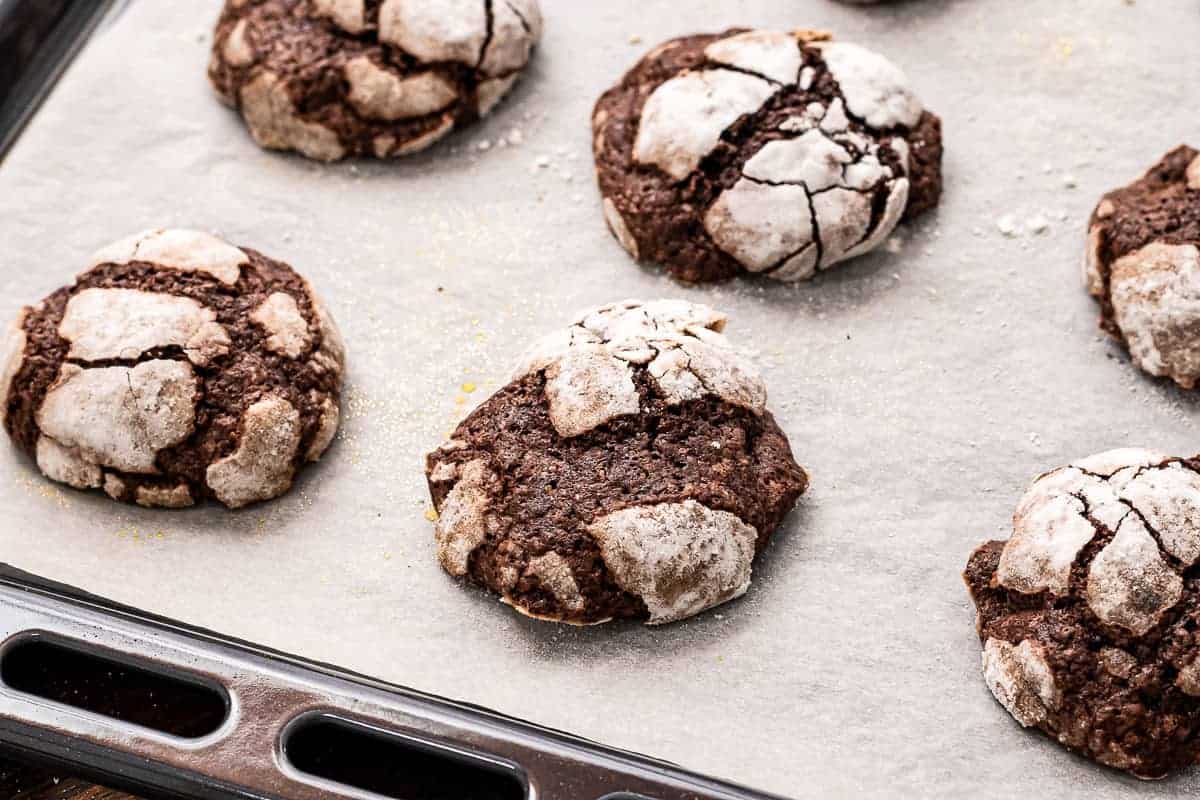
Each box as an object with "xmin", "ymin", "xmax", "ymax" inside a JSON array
[
  {"xmin": 592, "ymin": 29, "xmax": 942, "ymax": 283},
  {"xmin": 1085, "ymin": 146, "xmax": 1200, "ymax": 389},
  {"xmin": 1, "ymin": 229, "xmax": 345, "ymax": 510},
  {"xmin": 964, "ymin": 448, "xmax": 1200, "ymax": 778},
  {"xmin": 209, "ymin": 0, "xmax": 543, "ymax": 161},
  {"xmin": 425, "ymin": 300, "xmax": 808, "ymax": 625}
]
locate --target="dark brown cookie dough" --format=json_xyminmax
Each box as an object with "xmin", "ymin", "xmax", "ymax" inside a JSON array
[
  {"xmin": 964, "ymin": 448, "xmax": 1200, "ymax": 778},
  {"xmin": 209, "ymin": 0, "xmax": 542, "ymax": 161},
  {"xmin": 0, "ymin": 229, "xmax": 345, "ymax": 509},
  {"xmin": 1085, "ymin": 145, "xmax": 1200, "ymax": 388},
  {"xmin": 592, "ymin": 29, "xmax": 943, "ymax": 283},
  {"xmin": 425, "ymin": 300, "xmax": 808, "ymax": 625}
]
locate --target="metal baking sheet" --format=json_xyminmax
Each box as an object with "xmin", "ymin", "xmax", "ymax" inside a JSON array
[{"xmin": 1, "ymin": 1, "xmax": 1199, "ymax": 796}]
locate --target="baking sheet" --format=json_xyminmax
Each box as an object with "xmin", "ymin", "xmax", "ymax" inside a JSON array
[{"xmin": 1, "ymin": 0, "xmax": 1199, "ymax": 796}]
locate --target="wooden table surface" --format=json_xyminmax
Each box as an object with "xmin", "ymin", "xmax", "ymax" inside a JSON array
[{"xmin": 0, "ymin": 760, "xmax": 139, "ymax": 799}]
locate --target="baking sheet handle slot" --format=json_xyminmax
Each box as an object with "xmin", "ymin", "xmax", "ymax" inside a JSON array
[
  {"xmin": 282, "ymin": 712, "xmax": 529, "ymax": 800},
  {"xmin": 0, "ymin": 633, "xmax": 229, "ymax": 739}
]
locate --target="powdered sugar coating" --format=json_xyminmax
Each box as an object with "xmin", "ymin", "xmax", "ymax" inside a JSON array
[
  {"xmin": 35, "ymin": 436, "xmax": 102, "ymax": 490},
  {"xmin": 602, "ymin": 198, "xmax": 639, "ymax": 258},
  {"xmin": 480, "ymin": 0, "xmax": 543, "ymax": 76},
  {"xmin": 60, "ymin": 288, "xmax": 231, "ymax": 366},
  {"xmin": 250, "ymin": 292, "xmax": 312, "ymax": 359},
  {"xmin": 704, "ymin": 180, "xmax": 814, "ymax": 272},
  {"xmin": 1108, "ymin": 242, "xmax": 1200, "ymax": 389},
  {"xmin": 997, "ymin": 449, "xmax": 1197, "ymax": 630},
  {"xmin": 743, "ymin": 130, "xmax": 851, "ymax": 189},
  {"xmin": 633, "ymin": 68, "xmax": 772, "ymax": 181},
  {"xmin": 634, "ymin": 69, "xmax": 775, "ymax": 182},
  {"xmin": 586, "ymin": 500, "xmax": 758, "ymax": 624},
  {"xmin": 305, "ymin": 395, "xmax": 340, "ymax": 462},
  {"xmin": 1086, "ymin": 514, "xmax": 1182, "ymax": 635},
  {"xmin": 379, "ymin": 0, "xmax": 487, "ymax": 66},
  {"xmin": 813, "ymin": 41, "xmax": 922, "ymax": 129},
  {"xmin": 89, "ymin": 229, "xmax": 247, "ymax": 285},
  {"xmin": 222, "ymin": 19, "xmax": 255, "ymax": 66},
  {"xmin": 344, "ymin": 57, "xmax": 457, "ymax": 121},
  {"xmin": 997, "ymin": 448, "xmax": 1180, "ymax": 596},
  {"xmin": 543, "ymin": 344, "xmax": 640, "ymax": 438},
  {"xmin": 998, "ymin": 470, "xmax": 1098, "ymax": 596},
  {"xmin": 239, "ymin": 71, "xmax": 347, "ymax": 162},
  {"xmin": 1073, "ymin": 447, "xmax": 1166, "ymax": 477},
  {"xmin": 513, "ymin": 300, "xmax": 765, "ymax": 436},
  {"xmin": 36, "ymin": 361, "xmax": 198, "ymax": 475},
  {"xmin": 206, "ymin": 396, "xmax": 302, "ymax": 509},
  {"xmin": 703, "ymin": 87, "xmax": 912, "ymax": 279},
  {"xmin": 982, "ymin": 638, "xmax": 1061, "ymax": 727},
  {"xmin": 703, "ymin": 30, "xmax": 803, "ymax": 84},
  {"xmin": 433, "ymin": 459, "xmax": 494, "ymax": 575},
  {"xmin": 1117, "ymin": 463, "xmax": 1200, "ymax": 565}
]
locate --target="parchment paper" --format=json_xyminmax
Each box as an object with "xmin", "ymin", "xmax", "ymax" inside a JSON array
[{"xmin": 2, "ymin": 1, "xmax": 1199, "ymax": 796}]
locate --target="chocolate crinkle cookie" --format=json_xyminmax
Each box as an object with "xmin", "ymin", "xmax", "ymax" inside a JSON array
[
  {"xmin": 1085, "ymin": 146, "xmax": 1200, "ymax": 389},
  {"xmin": 964, "ymin": 448, "xmax": 1200, "ymax": 778},
  {"xmin": 425, "ymin": 300, "xmax": 808, "ymax": 625},
  {"xmin": 592, "ymin": 29, "xmax": 943, "ymax": 283},
  {"xmin": 209, "ymin": 0, "xmax": 543, "ymax": 161},
  {"xmin": 0, "ymin": 229, "xmax": 345, "ymax": 510}
]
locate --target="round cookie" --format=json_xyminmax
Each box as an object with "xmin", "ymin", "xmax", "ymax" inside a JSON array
[
  {"xmin": 425, "ymin": 300, "xmax": 808, "ymax": 625},
  {"xmin": 209, "ymin": 0, "xmax": 543, "ymax": 162},
  {"xmin": 592, "ymin": 28, "xmax": 943, "ymax": 283},
  {"xmin": 1085, "ymin": 146, "xmax": 1200, "ymax": 388},
  {"xmin": 1, "ymin": 229, "xmax": 345, "ymax": 510},
  {"xmin": 964, "ymin": 448, "xmax": 1200, "ymax": 778}
]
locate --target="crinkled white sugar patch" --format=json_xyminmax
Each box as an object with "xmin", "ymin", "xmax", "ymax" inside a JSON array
[
  {"xmin": 706, "ymin": 101, "xmax": 910, "ymax": 279},
  {"xmin": 251, "ymin": 292, "xmax": 312, "ymax": 359},
  {"xmin": 704, "ymin": 30, "xmax": 802, "ymax": 84},
  {"xmin": 59, "ymin": 288, "xmax": 230, "ymax": 366},
  {"xmin": 634, "ymin": 69, "xmax": 775, "ymax": 181},
  {"xmin": 239, "ymin": 72, "xmax": 347, "ymax": 162},
  {"xmin": 378, "ymin": 0, "xmax": 541, "ymax": 76},
  {"xmin": 433, "ymin": 459, "xmax": 494, "ymax": 575},
  {"xmin": 89, "ymin": 229, "xmax": 247, "ymax": 285},
  {"xmin": 206, "ymin": 395, "xmax": 301, "ymax": 509},
  {"xmin": 814, "ymin": 41, "xmax": 922, "ymax": 129},
  {"xmin": 1109, "ymin": 242, "xmax": 1200, "ymax": 389},
  {"xmin": 512, "ymin": 300, "xmax": 765, "ymax": 437},
  {"xmin": 36, "ymin": 361, "xmax": 198, "ymax": 475},
  {"xmin": 998, "ymin": 449, "xmax": 1197, "ymax": 635},
  {"xmin": 982, "ymin": 638, "xmax": 1061, "ymax": 727},
  {"xmin": 586, "ymin": 499, "xmax": 759, "ymax": 624},
  {"xmin": 1086, "ymin": 514, "xmax": 1182, "ymax": 635},
  {"xmin": 998, "ymin": 449, "xmax": 1172, "ymax": 595}
]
